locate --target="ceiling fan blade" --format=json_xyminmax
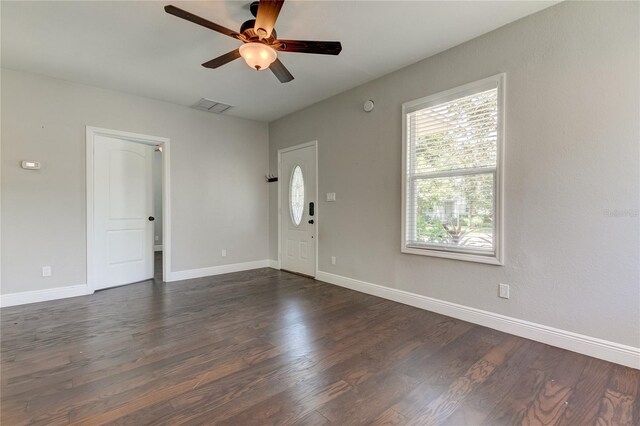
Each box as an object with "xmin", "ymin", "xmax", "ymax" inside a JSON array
[
  {"xmin": 165, "ymin": 5, "xmax": 242, "ymax": 40},
  {"xmin": 202, "ymin": 49, "xmax": 241, "ymax": 69},
  {"xmin": 254, "ymin": 0, "xmax": 284, "ymax": 39},
  {"xmin": 273, "ymin": 40, "xmax": 342, "ymax": 55},
  {"xmin": 270, "ymin": 58, "xmax": 294, "ymax": 83}
]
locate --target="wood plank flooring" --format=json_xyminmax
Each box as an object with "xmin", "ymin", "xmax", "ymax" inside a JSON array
[{"xmin": 1, "ymin": 257, "xmax": 639, "ymax": 425}]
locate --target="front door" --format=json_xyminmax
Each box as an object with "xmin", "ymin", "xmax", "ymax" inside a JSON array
[
  {"xmin": 93, "ymin": 135, "xmax": 154, "ymax": 290},
  {"xmin": 280, "ymin": 143, "xmax": 316, "ymax": 276}
]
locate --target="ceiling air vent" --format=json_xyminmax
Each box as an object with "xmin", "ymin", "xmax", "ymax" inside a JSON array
[{"xmin": 191, "ymin": 98, "xmax": 232, "ymax": 114}]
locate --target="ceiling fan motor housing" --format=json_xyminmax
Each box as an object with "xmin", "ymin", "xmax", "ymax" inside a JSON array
[
  {"xmin": 250, "ymin": 1, "xmax": 260, "ymax": 18},
  {"xmin": 240, "ymin": 19, "xmax": 277, "ymax": 42},
  {"xmin": 240, "ymin": 19, "xmax": 255, "ymax": 35}
]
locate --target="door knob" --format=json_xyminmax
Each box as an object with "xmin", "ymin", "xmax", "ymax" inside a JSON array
[
  {"xmin": 308, "ymin": 219, "xmax": 314, "ymax": 224},
  {"xmin": 148, "ymin": 216, "xmax": 155, "ymax": 221}
]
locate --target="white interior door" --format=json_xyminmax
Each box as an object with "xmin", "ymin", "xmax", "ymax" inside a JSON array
[
  {"xmin": 94, "ymin": 135, "xmax": 154, "ymax": 290},
  {"xmin": 280, "ymin": 143, "xmax": 316, "ymax": 276}
]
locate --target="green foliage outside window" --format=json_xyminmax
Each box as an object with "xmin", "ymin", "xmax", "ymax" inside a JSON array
[{"xmin": 411, "ymin": 90, "xmax": 497, "ymax": 250}]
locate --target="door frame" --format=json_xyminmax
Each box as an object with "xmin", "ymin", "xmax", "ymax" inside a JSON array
[
  {"xmin": 277, "ymin": 140, "xmax": 318, "ymax": 277},
  {"xmin": 86, "ymin": 126, "xmax": 171, "ymax": 292}
]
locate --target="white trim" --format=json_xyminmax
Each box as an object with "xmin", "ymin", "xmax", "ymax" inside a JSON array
[
  {"xmin": 403, "ymin": 74, "xmax": 504, "ymax": 113},
  {"xmin": 268, "ymin": 260, "xmax": 281, "ymax": 269},
  {"xmin": 166, "ymin": 260, "xmax": 271, "ymax": 282},
  {"xmin": 154, "ymin": 245, "xmax": 164, "ymax": 252},
  {"xmin": 401, "ymin": 73, "xmax": 505, "ymax": 265},
  {"xmin": 0, "ymin": 285, "xmax": 93, "ymax": 308},
  {"xmin": 162, "ymin": 139, "xmax": 172, "ymax": 283},
  {"xmin": 86, "ymin": 126, "xmax": 172, "ymax": 291},
  {"xmin": 277, "ymin": 140, "xmax": 319, "ymax": 278},
  {"xmin": 401, "ymin": 247, "xmax": 503, "ymax": 265},
  {"xmin": 316, "ymin": 271, "xmax": 640, "ymax": 370}
]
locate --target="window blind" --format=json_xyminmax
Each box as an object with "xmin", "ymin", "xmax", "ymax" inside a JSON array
[{"xmin": 404, "ymin": 84, "xmax": 499, "ymax": 257}]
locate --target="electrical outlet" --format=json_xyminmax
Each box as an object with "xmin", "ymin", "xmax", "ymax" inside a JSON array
[
  {"xmin": 155, "ymin": 235, "xmax": 159, "ymax": 241},
  {"xmin": 327, "ymin": 192, "xmax": 336, "ymax": 202},
  {"xmin": 331, "ymin": 256, "xmax": 336, "ymax": 265},
  {"xmin": 42, "ymin": 266, "xmax": 52, "ymax": 277},
  {"xmin": 221, "ymin": 249, "xmax": 227, "ymax": 257},
  {"xmin": 499, "ymin": 283, "xmax": 510, "ymax": 299}
]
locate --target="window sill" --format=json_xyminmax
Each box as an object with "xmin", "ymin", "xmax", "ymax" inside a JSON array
[{"xmin": 401, "ymin": 245, "xmax": 503, "ymax": 265}]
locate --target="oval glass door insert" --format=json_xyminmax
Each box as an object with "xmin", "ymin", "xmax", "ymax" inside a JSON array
[{"xmin": 290, "ymin": 165, "xmax": 304, "ymax": 226}]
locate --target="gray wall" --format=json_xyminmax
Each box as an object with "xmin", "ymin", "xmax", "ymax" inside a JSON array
[
  {"xmin": 1, "ymin": 69, "xmax": 269, "ymax": 295},
  {"xmin": 269, "ymin": 2, "xmax": 640, "ymax": 347}
]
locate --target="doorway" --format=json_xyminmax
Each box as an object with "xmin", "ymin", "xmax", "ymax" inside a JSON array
[
  {"xmin": 86, "ymin": 127, "xmax": 171, "ymax": 291},
  {"xmin": 152, "ymin": 146, "xmax": 164, "ymax": 279},
  {"xmin": 279, "ymin": 141, "xmax": 317, "ymax": 277}
]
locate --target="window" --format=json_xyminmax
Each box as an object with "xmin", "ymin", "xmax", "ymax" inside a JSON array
[
  {"xmin": 402, "ymin": 74, "xmax": 504, "ymax": 264},
  {"xmin": 290, "ymin": 165, "xmax": 304, "ymax": 226}
]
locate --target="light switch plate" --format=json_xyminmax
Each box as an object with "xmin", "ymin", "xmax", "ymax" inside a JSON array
[
  {"xmin": 499, "ymin": 283, "xmax": 510, "ymax": 299},
  {"xmin": 42, "ymin": 266, "xmax": 52, "ymax": 277}
]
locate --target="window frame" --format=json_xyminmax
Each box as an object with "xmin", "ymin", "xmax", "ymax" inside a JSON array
[{"xmin": 401, "ymin": 73, "xmax": 505, "ymax": 265}]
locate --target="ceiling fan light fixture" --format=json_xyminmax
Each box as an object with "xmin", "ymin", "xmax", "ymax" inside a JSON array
[{"xmin": 239, "ymin": 43, "xmax": 277, "ymax": 71}]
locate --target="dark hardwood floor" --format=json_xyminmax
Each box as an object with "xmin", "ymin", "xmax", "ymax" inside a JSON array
[{"xmin": 1, "ymin": 254, "xmax": 638, "ymax": 425}]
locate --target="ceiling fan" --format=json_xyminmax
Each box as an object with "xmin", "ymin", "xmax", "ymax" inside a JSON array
[{"xmin": 164, "ymin": 0, "xmax": 342, "ymax": 83}]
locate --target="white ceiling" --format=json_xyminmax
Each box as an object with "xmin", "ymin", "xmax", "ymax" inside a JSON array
[{"xmin": 1, "ymin": 1, "xmax": 557, "ymax": 122}]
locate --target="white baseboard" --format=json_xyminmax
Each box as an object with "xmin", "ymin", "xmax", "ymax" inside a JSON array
[
  {"xmin": 316, "ymin": 271, "xmax": 640, "ymax": 370},
  {"xmin": 167, "ymin": 259, "xmax": 271, "ymax": 282},
  {"xmin": 1, "ymin": 260, "xmax": 272, "ymax": 307},
  {"xmin": 268, "ymin": 260, "xmax": 280, "ymax": 269},
  {"xmin": 0, "ymin": 284, "xmax": 92, "ymax": 308},
  {"xmin": 154, "ymin": 245, "xmax": 163, "ymax": 252}
]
